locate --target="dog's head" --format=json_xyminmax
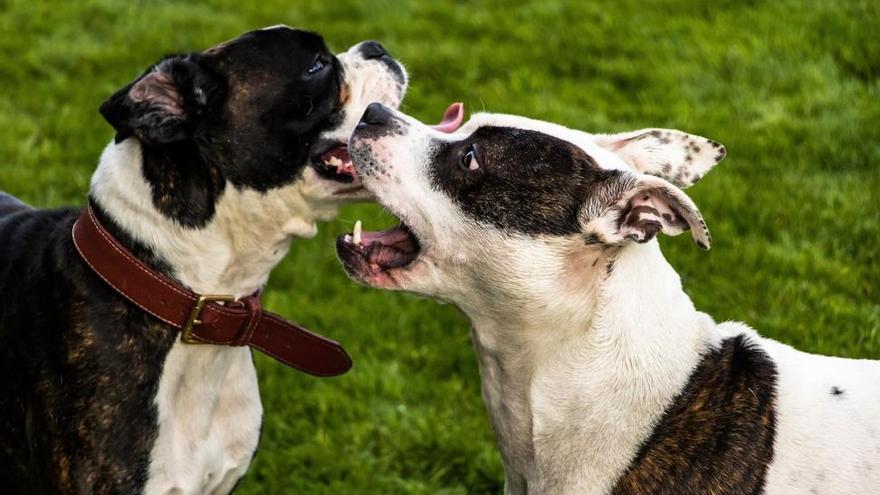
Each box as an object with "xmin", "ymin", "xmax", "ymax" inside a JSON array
[
  {"xmin": 337, "ymin": 104, "xmax": 725, "ymax": 307},
  {"xmin": 98, "ymin": 26, "xmax": 407, "ymax": 230}
]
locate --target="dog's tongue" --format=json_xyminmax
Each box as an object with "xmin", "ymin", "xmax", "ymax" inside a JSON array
[{"xmin": 430, "ymin": 102, "xmax": 464, "ymax": 134}]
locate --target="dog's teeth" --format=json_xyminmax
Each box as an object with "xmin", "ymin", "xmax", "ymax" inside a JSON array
[{"xmin": 353, "ymin": 220, "xmax": 362, "ymax": 245}]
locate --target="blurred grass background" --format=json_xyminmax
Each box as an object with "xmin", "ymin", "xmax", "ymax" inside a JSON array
[{"xmin": 1, "ymin": 0, "xmax": 878, "ymax": 493}]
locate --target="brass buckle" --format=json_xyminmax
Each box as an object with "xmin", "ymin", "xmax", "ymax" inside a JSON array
[{"xmin": 181, "ymin": 294, "xmax": 236, "ymax": 344}]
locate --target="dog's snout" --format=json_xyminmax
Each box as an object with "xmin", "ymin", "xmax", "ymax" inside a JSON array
[
  {"xmin": 360, "ymin": 103, "xmax": 394, "ymax": 127},
  {"xmin": 359, "ymin": 41, "xmax": 388, "ymax": 60},
  {"xmin": 354, "ymin": 103, "xmax": 404, "ymax": 140}
]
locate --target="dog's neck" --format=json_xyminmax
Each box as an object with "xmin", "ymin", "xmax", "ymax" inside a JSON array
[
  {"xmin": 89, "ymin": 138, "xmax": 338, "ymax": 298},
  {"xmin": 464, "ymin": 241, "xmax": 717, "ymax": 494}
]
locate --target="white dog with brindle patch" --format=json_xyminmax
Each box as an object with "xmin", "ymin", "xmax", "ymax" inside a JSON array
[{"xmin": 336, "ymin": 103, "xmax": 880, "ymax": 495}]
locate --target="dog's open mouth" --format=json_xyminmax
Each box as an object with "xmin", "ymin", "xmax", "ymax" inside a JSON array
[
  {"xmin": 335, "ymin": 102, "xmax": 467, "ymax": 285},
  {"xmin": 336, "ymin": 220, "xmax": 421, "ymax": 283},
  {"xmin": 312, "ymin": 144, "xmax": 360, "ymax": 187}
]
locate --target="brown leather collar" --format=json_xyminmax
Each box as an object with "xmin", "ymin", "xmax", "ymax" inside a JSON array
[{"xmin": 71, "ymin": 205, "xmax": 352, "ymax": 377}]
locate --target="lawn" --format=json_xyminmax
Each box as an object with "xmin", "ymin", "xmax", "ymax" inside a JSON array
[{"xmin": 1, "ymin": 0, "xmax": 878, "ymax": 493}]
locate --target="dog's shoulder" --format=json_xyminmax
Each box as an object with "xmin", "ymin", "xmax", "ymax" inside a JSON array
[{"xmin": 612, "ymin": 332, "xmax": 778, "ymax": 495}]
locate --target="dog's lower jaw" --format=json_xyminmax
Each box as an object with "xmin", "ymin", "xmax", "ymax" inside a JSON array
[{"xmin": 466, "ymin": 241, "xmax": 713, "ymax": 494}]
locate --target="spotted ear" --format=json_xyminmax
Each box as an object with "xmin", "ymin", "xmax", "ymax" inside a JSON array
[
  {"xmin": 99, "ymin": 56, "xmax": 222, "ymax": 145},
  {"xmin": 592, "ymin": 129, "xmax": 726, "ymax": 189},
  {"xmin": 581, "ymin": 174, "xmax": 711, "ymax": 249}
]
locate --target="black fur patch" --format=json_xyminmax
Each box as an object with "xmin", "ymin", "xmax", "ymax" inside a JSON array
[
  {"xmin": 611, "ymin": 335, "xmax": 778, "ymax": 495},
  {"xmin": 100, "ymin": 27, "xmax": 347, "ymax": 227},
  {"xmin": 428, "ymin": 127, "xmax": 625, "ymax": 236},
  {"xmin": 140, "ymin": 141, "xmax": 226, "ymax": 228}
]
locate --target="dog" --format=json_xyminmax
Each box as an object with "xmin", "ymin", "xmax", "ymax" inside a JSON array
[
  {"xmin": 0, "ymin": 26, "xmax": 408, "ymax": 494},
  {"xmin": 337, "ymin": 103, "xmax": 880, "ymax": 494}
]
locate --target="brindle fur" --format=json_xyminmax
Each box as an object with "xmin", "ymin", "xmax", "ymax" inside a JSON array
[
  {"xmin": 0, "ymin": 201, "xmax": 180, "ymax": 493},
  {"xmin": 612, "ymin": 335, "xmax": 778, "ymax": 495}
]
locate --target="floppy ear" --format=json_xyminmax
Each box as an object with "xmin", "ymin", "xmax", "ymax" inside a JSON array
[
  {"xmin": 99, "ymin": 56, "xmax": 221, "ymax": 145},
  {"xmin": 592, "ymin": 128, "xmax": 726, "ymax": 188},
  {"xmin": 581, "ymin": 174, "xmax": 711, "ymax": 249}
]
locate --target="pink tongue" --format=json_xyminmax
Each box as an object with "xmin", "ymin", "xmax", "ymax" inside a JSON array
[{"xmin": 430, "ymin": 102, "xmax": 464, "ymax": 134}]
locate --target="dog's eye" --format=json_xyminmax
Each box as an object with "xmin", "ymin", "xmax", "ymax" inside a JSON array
[
  {"xmin": 306, "ymin": 59, "xmax": 326, "ymax": 75},
  {"xmin": 460, "ymin": 146, "xmax": 480, "ymax": 171}
]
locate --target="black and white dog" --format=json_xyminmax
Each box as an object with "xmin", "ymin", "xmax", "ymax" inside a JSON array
[
  {"xmin": 0, "ymin": 27, "xmax": 407, "ymax": 494},
  {"xmin": 337, "ymin": 104, "xmax": 880, "ymax": 494}
]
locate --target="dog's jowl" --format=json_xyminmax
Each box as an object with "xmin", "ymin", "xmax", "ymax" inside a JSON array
[
  {"xmin": 338, "ymin": 104, "xmax": 880, "ymax": 495},
  {"xmin": 0, "ymin": 27, "xmax": 407, "ymax": 494}
]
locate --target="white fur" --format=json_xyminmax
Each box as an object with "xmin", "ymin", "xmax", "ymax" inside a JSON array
[
  {"xmin": 761, "ymin": 337, "xmax": 880, "ymax": 493},
  {"xmin": 591, "ymin": 128, "xmax": 725, "ymax": 187},
  {"xmin": 349, "ymin": 109, "xmax": 880, "ymax": 494},
  {"xmin": 321, "ymin": 42, "xmax": 408, "ymax": 147},
  {"xmin": 89, "ymin": 43, "xmax": 406, "ymax": 494}
]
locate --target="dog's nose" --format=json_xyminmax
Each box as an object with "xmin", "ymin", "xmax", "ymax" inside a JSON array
[
  {"xmin": 359, "ymin": 41, "xmax": 388, "ymax": 60},
  {"xmin": 360, "ymin": 103, "xmax": 394, "ymax": 127}
]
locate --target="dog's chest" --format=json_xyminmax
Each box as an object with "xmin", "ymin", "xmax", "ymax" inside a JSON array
[{"xmin": 143, "ymin": 342, "xmax": 263, "ymax": 495}]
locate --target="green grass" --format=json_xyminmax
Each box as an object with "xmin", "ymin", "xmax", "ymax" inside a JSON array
[{"xmin": 1, "ymin": 0, "xmax": 878, "ymax": 492}]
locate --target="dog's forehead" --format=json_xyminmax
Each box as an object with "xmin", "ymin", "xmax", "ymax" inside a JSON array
[
  {"xmin": 206, "ymin": 26, "xmax": 328, "ymax": 77},
  {"xmin": 210, "ymin": 25, "xmax": 325, "ymax": 54},
  {"xmin": 205, "ymin": 27, "xmax": 338, "ymax": 123},
  {"xmin": 466, "ymin": 126, "xmax": 592, "ymax": 173},
  {"xmin": 458, "ymin": 113, "xmax": 630, "ymax": 173}
]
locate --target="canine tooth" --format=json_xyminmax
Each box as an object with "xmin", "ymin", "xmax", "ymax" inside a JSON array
[{"xmin": 353, "ymin": 220, "xmax": 362, "ymax": 244}]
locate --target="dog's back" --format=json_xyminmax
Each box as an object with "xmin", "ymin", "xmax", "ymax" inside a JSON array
[
  {"xmin": 0, "ymin": 192, "xmax": 79, "ymax": 491},
  {"xmin": 0, "ymin": 191, "xmax": 28, "ymax": 216},
  {"xmin": 0, "ymin": 192, "xmax": 58, "ymax": 489},
  {"xmin": 753, "ymin": 328, "xmax": 880, "ymax": 493},
  {"xmin": 0, "ymin": 194, "xmax": 172, "ymax": 493}
]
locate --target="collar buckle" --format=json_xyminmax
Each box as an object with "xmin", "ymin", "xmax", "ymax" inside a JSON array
[{"xmin": 181, "ymin": 294, "xmax": 236, "ymax": 344}]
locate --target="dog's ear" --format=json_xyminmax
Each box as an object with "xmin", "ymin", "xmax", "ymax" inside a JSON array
[
  {"xmin": 99, "ymin": 56, "xmax": 222, "ymax": 145},
  {"xmin": 592, "ymin": 129, "xmax": 726, "ymax": 189},
  {"xmin": 581, "ymin": 173, "xmax": 711, "ymax": 249}
]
